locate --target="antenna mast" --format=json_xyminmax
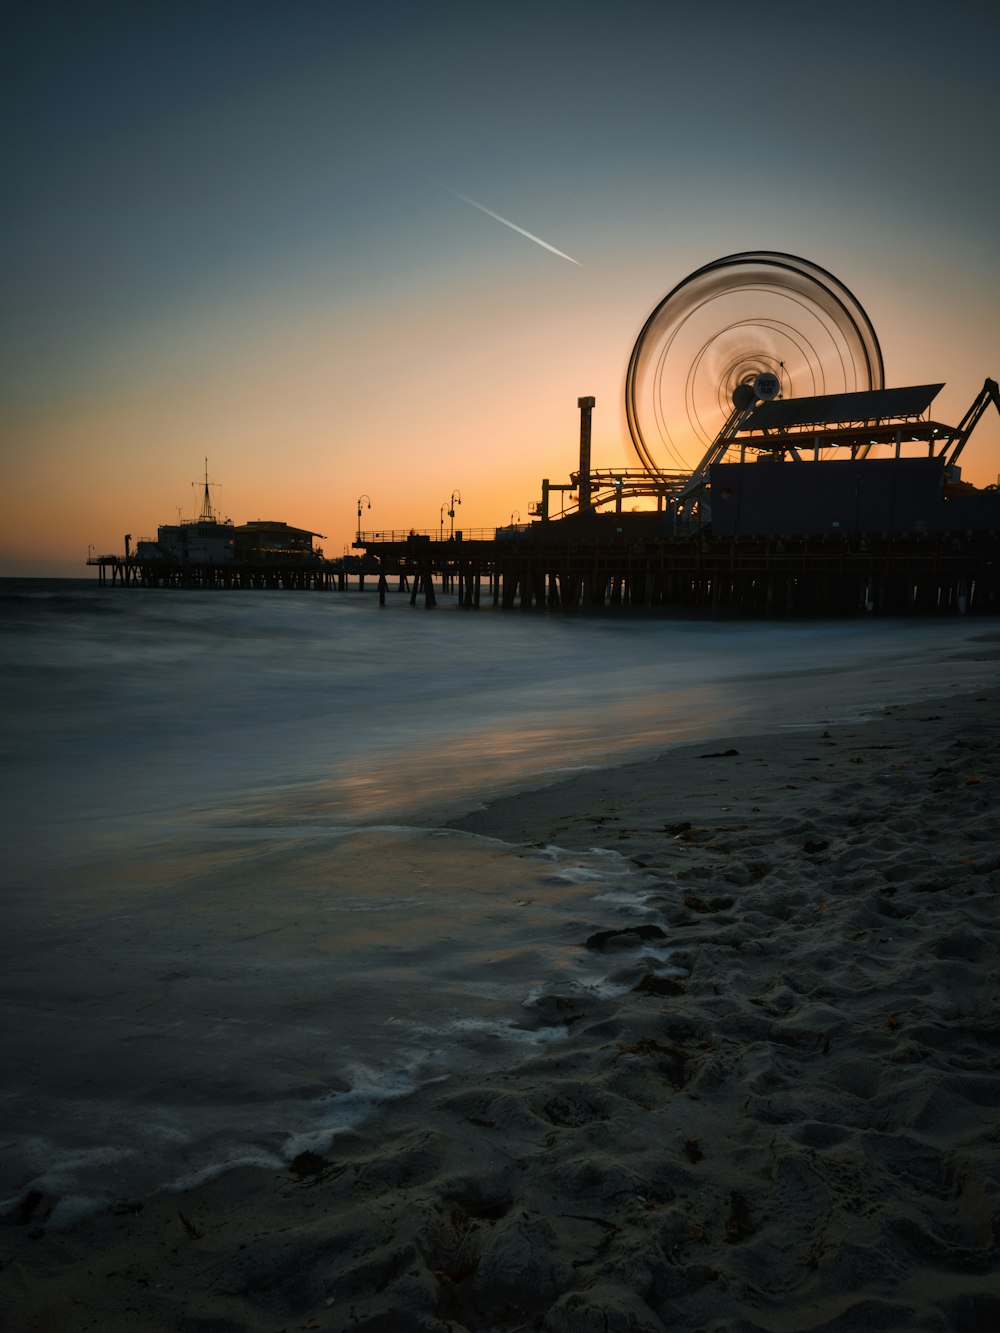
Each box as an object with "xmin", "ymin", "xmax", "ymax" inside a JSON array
[{"xmin": 194, "ymin": 458, "xmax": 217, "ymax": 521}]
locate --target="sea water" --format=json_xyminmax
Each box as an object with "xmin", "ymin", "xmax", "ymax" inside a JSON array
[{"xmin": 0, "ymin": 578, "xmax": 995, "ymax": 1223}]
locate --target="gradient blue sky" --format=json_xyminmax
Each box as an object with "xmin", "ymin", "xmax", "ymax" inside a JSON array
[{"xmin": 3, "ymin": 0, "xmax": 998, "ymax": 574}]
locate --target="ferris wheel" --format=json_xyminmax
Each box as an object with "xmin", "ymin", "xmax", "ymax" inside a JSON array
[{"xmin": 624, "ymin": 251, "xmax": 885, "ymax": 478}]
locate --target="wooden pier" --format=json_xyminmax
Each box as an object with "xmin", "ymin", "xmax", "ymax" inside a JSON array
[
  {"xmin": 361, "ymin": 528, "xmax": 1000, "ymax": 616},
  {"xmin": 88, "ymin": 555, "xmax": 369, "ymax": 592},
  {"xmin": 90, "ymin": 525, "xmax": 1000, "ymax": 616}
]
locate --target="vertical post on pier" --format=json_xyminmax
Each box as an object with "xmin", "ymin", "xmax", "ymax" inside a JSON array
[{"xmin": 577, "ymin": 396, "xmax": 595, "ymax": 513}]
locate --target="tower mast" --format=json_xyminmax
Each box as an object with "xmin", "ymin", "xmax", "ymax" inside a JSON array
[{"xmin": 195, "ymin": 458, "xmax": 216, "ymax": 521}]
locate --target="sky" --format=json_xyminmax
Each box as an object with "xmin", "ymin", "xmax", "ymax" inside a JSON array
[{"xmin": 3, "ymin": 0, "xmax": 999, "ymax": 576}]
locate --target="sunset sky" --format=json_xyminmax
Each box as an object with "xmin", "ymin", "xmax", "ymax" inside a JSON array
[{"xmin": 4, "ymin": 0, "xmax": 999, "ymax": 576}]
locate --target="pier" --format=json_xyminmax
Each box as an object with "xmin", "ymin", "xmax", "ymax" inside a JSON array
[
  {"xmin": 84, "ymin": 255, "xmax": 1000, "ymax": 621},
  {"xmin": 87, "ymin": 554, "xmax": 347, "ymax": 591},
  {"xmin": 359, "ymin": 526, "xmax": 1000, "ymax": 616},
  {"xmin": 89, "ymin": 524, "xmax": 1000, "ymax": 616}
]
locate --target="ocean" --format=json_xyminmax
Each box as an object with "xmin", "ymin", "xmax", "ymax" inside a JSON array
[{"xmin": 1, "ymin": 577, "xmax": 994, "ymax": 1225}]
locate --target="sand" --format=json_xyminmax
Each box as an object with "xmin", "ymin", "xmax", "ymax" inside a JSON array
[{"xmin": 2, "ymin": 681, "xmax": 999, "ymax": 1332}]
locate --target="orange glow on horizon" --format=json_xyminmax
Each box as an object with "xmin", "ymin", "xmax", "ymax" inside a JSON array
[{"xmin": 3, "ymin": 256, "xmax": 998, "ymax": 577}]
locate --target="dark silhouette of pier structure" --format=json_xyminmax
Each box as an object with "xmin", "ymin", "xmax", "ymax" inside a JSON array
[
  {"xmin": 90, "ymin": 382, "xmax": 1000, "ymax": 616},
  {"xmin": 351, "ymin": 382, "xmax": 1000, "ymax": 617},
  {"xmin": 88, "ymin": 250, "xmax": 1000, "ymax": 617}
]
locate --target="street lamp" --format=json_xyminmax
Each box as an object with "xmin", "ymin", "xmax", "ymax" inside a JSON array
[
  {"xmin": 439, "ymin": 504, "xmax": 446, "ymax": 541},
  {"xmin": 356, "ymin": 494, "xmax": 371, "ymax": 541},
  {"xmin": 449, "ymin": 489, "xmax": 462, "ymax": 538},
  {"xmin": 510, "ymin": 509, "xmax": 520, "ymax": 526}
]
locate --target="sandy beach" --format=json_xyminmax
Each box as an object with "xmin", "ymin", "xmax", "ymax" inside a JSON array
[{"xmin": 2, "ymin": 673, "xmax": 998, "ymax": 1331}]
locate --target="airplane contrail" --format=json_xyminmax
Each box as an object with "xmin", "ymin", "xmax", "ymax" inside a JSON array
[{"xmin": 441, "ymin": 183, "xmax": 581, "ymax": 266}]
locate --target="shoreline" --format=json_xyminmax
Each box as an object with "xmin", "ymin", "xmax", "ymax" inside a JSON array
[{"xmin": 2, "ymin": 683, "xmax": 998, "ymax": 1331}]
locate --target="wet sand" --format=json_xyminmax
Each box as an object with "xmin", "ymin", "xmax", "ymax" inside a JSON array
[{"xmin": 2, "ymin": 680, "xmax": 999, "ymax": 1331}]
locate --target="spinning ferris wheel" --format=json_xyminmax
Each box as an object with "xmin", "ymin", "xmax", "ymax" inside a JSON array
[{"xmin": 624, "ymin": 251, "xmax": 885, "ymax": 480}]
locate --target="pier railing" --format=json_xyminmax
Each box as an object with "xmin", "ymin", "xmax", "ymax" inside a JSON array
[{"xmin": 355, "ymin": 525, "xmax": 532, "ymax": 545}]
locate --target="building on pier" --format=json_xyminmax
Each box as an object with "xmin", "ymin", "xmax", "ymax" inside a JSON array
[
  {"xmin": 135, "ymin": 518, "xmax": 325, "ymax": 566},
  {"xmin": 130, "ymin": 464, "xmax": 325, "ymax": 569},
  {"xmin": 234, "ymin": 520, "xmax": 325, "ymax": 561},
  {"xmin": 532, "ymin": 381, "xmax": 1000, "ymax": 540},
  {"xmin": 136, "ymin": 517, "xmax": 235, "ymax": 564},
  {"xmin": 135, "ymin": 460, "xmax": 237, "ymax": 564},
  {"xmin": 703, "ymin": 382, "xmax": 1000, "ymax": 539}
]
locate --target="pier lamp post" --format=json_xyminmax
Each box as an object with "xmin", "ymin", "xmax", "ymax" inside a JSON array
[
  {"xmin": 449, "ymin": 489, "xmax": 462, "ymax": 538},
  {"xmin": 510, "ymin": 509, "xmax": 520, "ymax": 526},
  {"xmin": 356, "ymin": 494, "xmax": 371, "ymax": 542}
]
